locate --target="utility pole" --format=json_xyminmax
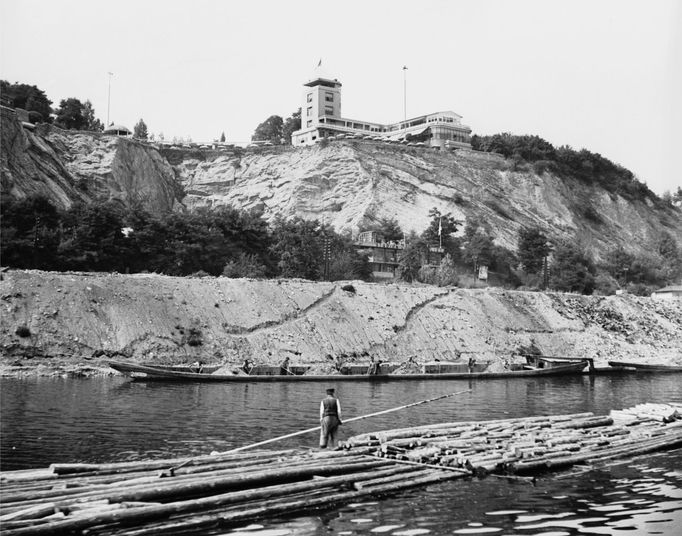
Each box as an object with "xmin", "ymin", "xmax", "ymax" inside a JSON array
[
  {"xmin": 106, "ymin": 72, "xmax": 113, "ymax": 126},
  {"xmin": 402, "ymin": 66, "xmax": 408, "ymax": 124}
]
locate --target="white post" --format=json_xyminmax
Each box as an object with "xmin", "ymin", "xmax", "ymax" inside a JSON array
[
  {"xmin": 402, "ymin": 66, "xmax": 408, "ymax": 123},
  {"xmin": 106, "ymin": 72, "xmax": 113, "ymax": 126}
]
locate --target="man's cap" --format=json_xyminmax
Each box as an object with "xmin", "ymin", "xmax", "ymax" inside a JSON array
[{"xmin": 326, "ymin": 388, "xmax": 335, "ymax": 394}]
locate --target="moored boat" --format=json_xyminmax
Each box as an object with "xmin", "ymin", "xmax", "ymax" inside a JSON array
[
  {"xmin": 608, "ymin": 360, "xmax": 682, "ymax": 372},
  {"xmin": 109, "ymin": 359, "xmax": 588, "ymax": 382}
]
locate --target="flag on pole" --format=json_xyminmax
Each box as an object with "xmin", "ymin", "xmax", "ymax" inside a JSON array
[
  {"xmin": 438, "ymin": 216, "xmax": 442, "ymax": 236},
  {"xmin": 403, "ymin": 65, "xmax": 408, "ymax": 70},
  {"xmin": 317, "ymin": 58, "xmax": 322, "ymax": 67}
]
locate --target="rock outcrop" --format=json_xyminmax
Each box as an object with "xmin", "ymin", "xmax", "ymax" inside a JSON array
[
  {"xmin": 1, "ymin": 107, "xmax": 181, "ymax": 214},
  {"xmin": 2, "ymin": 271, "xmax": 680, "ymax": 373},
  {"xmin": 2, "ymin": 108, "xmax": 680, "ymax": 257}
]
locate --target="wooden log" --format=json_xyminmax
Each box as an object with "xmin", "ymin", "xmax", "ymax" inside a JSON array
[
  {"xmin": 0, "ymin": 503, "xmax": 56, "ymax": 522},
  {"xmin": 108, "ymin": 471, "xmax": 463, "ymax": 536},
  {"xmin": 0, "ymin": 454, "xmax": 375, "ymax": 514},
  {"xmin": 0, "ymin": 463, "xmax": 415, "ymax": 536}
]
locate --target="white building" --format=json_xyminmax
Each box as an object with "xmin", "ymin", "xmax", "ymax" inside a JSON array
[{"xmin": 291, "ymin": 67, "xmax": 472, "ymax": 149}]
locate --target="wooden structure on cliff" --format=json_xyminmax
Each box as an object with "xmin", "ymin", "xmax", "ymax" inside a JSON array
[{"xmin": 1, "ymin": 404, "xmax": 681, "ymax": 535}]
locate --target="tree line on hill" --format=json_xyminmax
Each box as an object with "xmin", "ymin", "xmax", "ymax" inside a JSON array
[
  {"xmin": 0, "ymin": 195, "xmax": 371, "ymax": 281},
  {"xmin": 470, "ymin": 133, "xmax": 663, "ymax": 204},
  {"xmin": 3, "ymin": 195, "xmax": 679, "ymax": 295}
]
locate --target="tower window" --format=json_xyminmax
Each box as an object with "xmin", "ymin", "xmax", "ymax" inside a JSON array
[
  {"xmin": 324, "ymin": 106, "xmax": 334, "ymax": 115},
  {"xmin": 306, "ymin": 93, "xmax": 313, "ymax": 103},
  {"xmin": 306, "ymin": 120, "xmax": 312, "ymax": 127},
  {"xmin": 325, "ymin": 92, "xmax": 334, "ymax": 102},
  {"xmin": 307, "ymin": 107, "xmax": 313, "ymax": 117}
]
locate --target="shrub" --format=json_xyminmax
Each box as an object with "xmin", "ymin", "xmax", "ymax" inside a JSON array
[
  {"xmin": 594, "ymin": 273, "xmax": 620, "ymax": 295},
  {"xmin": 223, "ymin": 253, "xmax": 267, "ymax": 279},
  {"xmin": 341, "ymin": 284, "xmax": 356, "ymax": 293},
  {"xmin": 626, "ymin": 282, "xmax": 655, "ymax": 297},
  {"xmin": 15, "ymin": 325, "xmax": 31, "ymax": 337},
  {"xmin": 187, "ymin": 328, "xmax": 203, "ymax": 346}
]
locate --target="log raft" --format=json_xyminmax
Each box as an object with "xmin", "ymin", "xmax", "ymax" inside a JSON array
[{"xmin": 1, "ymin": 404, "xmax": 681, "ymax": 535}]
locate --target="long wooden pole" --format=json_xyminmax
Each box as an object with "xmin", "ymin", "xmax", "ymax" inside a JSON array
[{"xmin": 222, "ymin": 389, "xmax": 471, "ymax": 454}]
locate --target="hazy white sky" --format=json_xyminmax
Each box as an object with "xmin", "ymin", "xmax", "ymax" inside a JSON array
[{"xmin": 1, "ymin": 0, "xmax": 680, "ymax": 194}]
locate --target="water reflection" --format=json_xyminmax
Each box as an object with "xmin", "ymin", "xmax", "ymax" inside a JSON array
[{"xmin": 1, "ymin": 374, "xmax": 681, "ymax": 535}]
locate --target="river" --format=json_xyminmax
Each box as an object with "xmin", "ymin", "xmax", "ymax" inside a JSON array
[{"xmin": 1, "ymin": 373, "xmax": 681, "ymax": 535}]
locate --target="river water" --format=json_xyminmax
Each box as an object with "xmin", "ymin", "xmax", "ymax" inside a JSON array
[{"xmin": 1, "ymin": 374, "xmax": 681, "ymax": 535}]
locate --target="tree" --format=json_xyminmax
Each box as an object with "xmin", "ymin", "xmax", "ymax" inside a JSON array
[
  {"xmin": 436, "ymin": 254, "xmax": 459, "ymax": 286},
  {"xmin": 54, "ymin": 98, "xmax": 86, "ymax": 130},
  {"xmin": 134, "ymin": 119, "xmax": 149, "ymax": 140},
  {"xmin": 463, "ymin": 229, "xmax": 494, "ymax": 269},
  {"xmin": 549, "ymin": 240, "xmax": 596, "ymax": 294},
  {"xmin": 270, "ymin": 217, "xmax": 325, "ymax": 279},
  {"xmin": 0, "ymin": 194, "xmax": 62, "ymax": 269},
  {"xmin": 220, "ymin": 131, "xmax": 226, "ymax": 143},
  {"xmin": 81, "ymin": 100, "xmax": 103, "ymax": 132},
  {"xmin": 518, "ymin": 227, "xmax": 551, "ymax": 274},
  {"xmin": 359, "ymin": 217, "xmax": 403, "ymax": 242},
  {"xmin": 421, "ymin": 208, "xmax": 461, "ymax": 258},
  {"xmin": 398, "ymin": 234, "xmax": 428, "ymax": 282},
  {"xmin": 252, "ymin": 115, "xmax": 284, "ymax": 144},
  {"xmin": 1, "ymin": 81, "xmax": 53, "ymax": 123},
  {"xmin": 282, "ymin": 109, "xmax": 302, "ymax": 144}
]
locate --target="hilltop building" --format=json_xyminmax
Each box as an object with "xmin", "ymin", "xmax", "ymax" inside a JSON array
[{"xmin": 291, "ymin": 67, "xmax": 472, "ymax": 149}]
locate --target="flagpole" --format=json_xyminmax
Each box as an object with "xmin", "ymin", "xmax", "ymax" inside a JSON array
[{"xmin": 402, "ymin": 66, "xmax": 407, "ymax": 124}]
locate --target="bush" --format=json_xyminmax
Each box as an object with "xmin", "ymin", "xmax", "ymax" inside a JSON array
[
  {"xmin": 594, "ymin": 273, "xmax": 620, "ymax": 295},
  {"xmin": 186, "ymin": 328, "xmax": 203, "ymax": 346},
  {"xmin": 223, "ymin": 253, "xmax": 267, "ymax": 278},
  {"xmin": 15, "ymin": 325, "xmax": 31, "ymax": 337},
  {"xmin": 341, "ymin": 284, "xmax": 356, "ymax": 294},
  {"xmin": 626, "ymin": 282, "xmax": 655, "ymax": 297}
]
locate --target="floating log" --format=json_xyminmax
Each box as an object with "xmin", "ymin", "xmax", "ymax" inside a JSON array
[{"xmin": 2, "ymin": 404, "xmax": 681, "ymax": 536}]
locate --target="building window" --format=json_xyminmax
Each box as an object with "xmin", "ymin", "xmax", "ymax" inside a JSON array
[
  {"xmin": 324, "ymin": 106, "xmax": 333, "ymax": 115},
  {"xmin": 307, "ymin": 93, "xmax": 313, "ymax": 103},
  {"xmin": 307, "ymin": 107, "xmax": 312, "ymax": 117},
  {"xmin": 325, "ymin": 92, "xmax": 334, "ymax": 102},
  {"xmin": 306, "ymin": 120, "xmax": 312, "ymax": 127}
]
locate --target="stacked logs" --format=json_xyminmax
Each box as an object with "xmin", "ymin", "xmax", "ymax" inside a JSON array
[
  {"xmin": 2, "ymin": 404, "xmax": 681, "ymax": 535},
  {"xmin": 344, "ymin": 404, "xmax": 682, "ymax": 476},
  {"xmin": 0, "ymin": 448, "xmax": 462, "ymax": 535}
]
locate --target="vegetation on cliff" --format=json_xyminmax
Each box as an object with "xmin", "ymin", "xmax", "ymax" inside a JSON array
[
  {"xmin": 0, "ymin": 195, "xmax": 371, "ymax": 281},
  {"xmin": 470, "ymin": 133, "xmax": 655, "ymax": 203},
  {"xmin": 3, "ymin": 194, "xmax": 679, "ymax": 295}
]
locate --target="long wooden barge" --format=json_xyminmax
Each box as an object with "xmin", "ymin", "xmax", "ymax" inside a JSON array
[
  {"xmin": 608, "ymin": 360, "xmax": 682, "ymax": 372},
  {"xmin": 109, "ymin": 360, "xmax": 589, "ymax": 382},
  {"xmin": 1, "ymin": 403, "xmax": 681, "ymax": 535}
]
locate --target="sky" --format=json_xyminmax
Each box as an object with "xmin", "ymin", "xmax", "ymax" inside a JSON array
[{"xmin": 1, "ymin": 0, "xmax": 680, "ymax": 195}]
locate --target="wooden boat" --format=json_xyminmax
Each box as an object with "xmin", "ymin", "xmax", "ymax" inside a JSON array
[
  {"xmin": 608, "ymin": 360, "xmax": 682, "ymax": 373},
  {"xmin": 144, "ymin": 363, "xmax": 221, "ymax": 373},
  {"xmin": 109, "ymin": 360, "xmax": 588, "ymax": 382}
]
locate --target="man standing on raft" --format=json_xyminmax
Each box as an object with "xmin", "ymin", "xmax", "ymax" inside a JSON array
[{"xmin": 320, "ymin": 388, "xmax": 342, "ymax": 449}]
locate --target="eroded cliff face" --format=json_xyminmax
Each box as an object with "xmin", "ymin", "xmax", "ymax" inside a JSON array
[
  {"xmin": 1, "ymin": 271, "xmax": 680, "ymax": 372},
  {"xmin": 165, "ymin": 142, "xmax": 681, "ymax": 257},
  {"xmin": 2, "ymin": 108, "xmax": 680, "ymax": 256},
  {"xmin": 0, "ymin": 108, "xmax": 181, "ymax": 214}
]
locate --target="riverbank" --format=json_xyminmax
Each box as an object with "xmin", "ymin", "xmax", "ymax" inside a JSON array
[{"xmin": 1, "ymin": 270, "xmax": 681, "ymax": 377}]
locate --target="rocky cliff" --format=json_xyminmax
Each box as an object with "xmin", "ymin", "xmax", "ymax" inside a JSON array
[
  {"xmin": 1, "ymin": 271, "xmax": 680, "ymax": 375},
  {"xmin": 0, "ymin": 107, "xmax": 181, "ymax": 214},
  {"xmin": 2, "ymin": 108, "xmax": 680, "ymax": 256}
]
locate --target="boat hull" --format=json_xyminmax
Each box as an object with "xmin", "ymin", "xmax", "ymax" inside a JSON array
[
  {"xmin": 608, "ymin": 361, "xmax": 682, "ymax": 372},
  {"xmin": 109, "ymin": 360, "xmax": 588, "ymax": 382}
]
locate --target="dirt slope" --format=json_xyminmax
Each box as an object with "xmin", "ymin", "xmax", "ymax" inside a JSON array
[{"xmin": 2, "ymin": 271, "xmax": 680, "ymax": 375}]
